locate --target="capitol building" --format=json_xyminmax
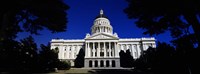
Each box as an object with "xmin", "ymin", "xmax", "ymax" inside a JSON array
[{"xmin": 50, "ymin": 10, "xmax": 156, "ymax": 69}]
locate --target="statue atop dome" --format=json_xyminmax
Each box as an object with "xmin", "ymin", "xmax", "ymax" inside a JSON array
[{"xmin": 100, "ymin": 9, "xmax": 103, "ymax": 15}]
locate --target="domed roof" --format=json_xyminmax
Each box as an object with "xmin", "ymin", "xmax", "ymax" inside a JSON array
[
  {"xmin": 91, "ymin": 9, "xmax": 113, "ymax": 35},
  {"xmin": 93, "ymin": 9, "xmax": 111, "ymax": 26}
]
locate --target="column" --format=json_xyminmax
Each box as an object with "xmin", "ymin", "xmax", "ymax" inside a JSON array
[
  {"xmin": 104, "ymin": 42, "xmax": 106, "ymax": 57},
  {"xmin": 88, "ymin": 42, "xmax": 90, "ymax": 57},
  {"xmin": 98, "ymin": 60, "xmax": 100, "ymax": 67},
  {"xmin": 136, "ymin": 44, "xmax": 140, "ymax": 58},
  {"xmin": 109, "ymin": 42, "xmax": 111, "ymax": 57},
  {"xmin": 103, "ymin": 27, "xmax": 105, "ymax": 32},
  {"xmin": 77, "ymin": 45, "xmax": 80, "ymax": 55},
  {"xmin": 126, "ymin": 44, "xmax": 129, "ymax": 50},
  {"xmin": 71, "ymin": 45, "xmax": 75, "ymax": 59},
  {"xmin": 116, "ymin": 59, "xmax": 120, "ymax": 68},
  {"xmin": 101, "ymin": 27, "xmax": 103, "ymax": 32},
  {"xmin": 131, "ymin": 44, "xmax": 135, "ymax": 58},
  {"xmin": 85, "ymin": 43, "xmax": 88, "ymax": 58},
  {"xmin": 143, "ymin": 43, "xmax": 146, "ymax": 51},
  {"xmin": 100, "ymin": 27, "xmax": 101, "ymax": 32},
  {"xmin": 74, "ymin": 45, "xmax": 77, "ymax": 59},
  {"xmin": 93, "ymin": 42, "xmax": 95, "ymax": 57},
  {"xmin": 104, "ymin": 60, "xmax": 106, "ymax": 67},
  {"xmin": 115, "ymin": 42, "xmax": 119, "ymax": 57},
  {"xmin": 123, "ymin": 44, "xmax": 126, "ymax": 51},
  {"xmin": 61, "ymin": 46, "xmax": 65, "ymax": 59},
  {"xmin": 68, "ymin": 46, "xmax": 70, "ymax": 59},
  {"xmin": 97, "ymin": 42, "xmax": 100, "ymax": 57},
  {"xmin": 112, "ymin": 42, "xmax": 114, "ymax": 57},
  {"xmin": 106, "ymin": 27, "xmax": 108, "ymax": 32},
  {"xmin": 58, "ymin": 46, "xmax": 61, "ymax": 59},
  {"xmin": 120, "ymin": 44, "xmax": 123, "ymax": 51},
  {"xmin": 109, "ymin": 60, "xmax": 112, "ymax": 67},
  {"xmin": 92, "ymin": 60, "xmax": 95, "ymax": 68},
  {"xmin": 118, "ymin": 44, "xmax": 121, "ymax": 53},
  {"xmin": 75, "ymin": 45, "xmax": 77, "ymax": 55},
  {"xmin": 66, "ymin": 45, "xmax": 69, "ymax": 59}
]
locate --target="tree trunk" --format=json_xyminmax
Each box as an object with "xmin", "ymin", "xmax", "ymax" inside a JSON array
[{"xmin": 184, "ymin": 14, "xmax": 200, "ymax": 47}]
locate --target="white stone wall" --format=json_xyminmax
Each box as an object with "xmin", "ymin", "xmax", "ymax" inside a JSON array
[{"xmin": 50, "ymin": 37, "xmax": 156, "ymax": 67}]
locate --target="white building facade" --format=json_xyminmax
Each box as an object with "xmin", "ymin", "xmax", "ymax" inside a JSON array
[{"xmin": 50, "ymin": 10, "xmax": 156, "ymax": 69}]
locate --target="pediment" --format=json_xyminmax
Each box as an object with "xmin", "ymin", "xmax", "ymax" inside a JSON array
[{"xmin": 85, "ymin": 33, "xmax": 118, "ymax": 40}]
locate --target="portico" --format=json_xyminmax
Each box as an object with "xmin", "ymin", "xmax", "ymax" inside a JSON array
[
  {"xmin": 84, "ymin": 39, "xmax": 120, "ymax": 68},
  {"xmin": 85, "ymin": 41, "xmax": 119, "ymax": 58}
]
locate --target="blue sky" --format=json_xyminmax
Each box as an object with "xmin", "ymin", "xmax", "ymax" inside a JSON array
[{"xmin": 16, "ymin": 0, "xmax": 172, "ymax": 47}]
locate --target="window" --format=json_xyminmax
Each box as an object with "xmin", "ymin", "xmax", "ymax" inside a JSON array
[
  {"xmin": 95, "ymin": 60, "xmax": 98, "ymax": 67},
  {"xmin": 89, "ymin": 60, "xmax": 92, "ymax": 67},
  {"xmin": 100, "ymin": 52, "xmax": 104, "ymax": 57},
  {"xmin": 69, "ymin": 47, "xmax": 71, "ymax": 51},
  {"xmin": 112, "ymin": 60, "xmax": 116, "ymax": 67},
  {"xmin": 100, "ymin": 60, "xmax": 104, "ymax": 67}
]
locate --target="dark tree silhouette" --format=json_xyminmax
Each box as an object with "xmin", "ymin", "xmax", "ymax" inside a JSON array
[
  {"xmin": 119, "ymin": 50, "xmax": 126, "ymax": 67},
  {"xmin": 0, "ymin": 36, "xmax": 38, "ymax": 73},
  {"xmin": 18, "ymin": 36, "xmax": 38, "ymax": 72},
  {"xmin": 133, "ymin": 42, "xmax": 198, "ymax": 74},
  {"xmin": 171, "ymin": 35, "xmax": 198, "ymax": 74},
  {"xmin": 124, "ymin": 0, "xmax": 200, "ymax": 46},
  {"xmin": 119, "ymin": 49, "xmax": 134, "ymax": 68},
  {"xmin": 74, "ymin": 48, "xmax": 85, "ymax": 68},
  {"xmin": 0, "ymin": 39, "xmax": 21, "ymax": 72},
  {"xmin": 0, "ymin": 0, "xmax": 69, "ymax": 40},
  {"xmin": 38, "ymin": 44, "xmax": 60, "ymax": 72},
  {"xmin": 0, "ymin": 0, "xmax": 70, "ymax": 72},
  {"xmin": 125, "ymin": 49, "xmax": 134, "ymax": 67}
]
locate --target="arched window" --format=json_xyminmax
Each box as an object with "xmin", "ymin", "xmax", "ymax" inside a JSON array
[
  {"xmin": 89, "ymin": 60, "xmax": 92, "ymax": 67},
  {"xmin": 95, "ymin": 60, "xmax": 98, "ymax": 67},
  {"xmin": 100, "ymin": 60, "xmax": 104, "ymax": 67},
  {"xmin": 112, "ymin": 60, "xmax": 116, "ymax": 67}
]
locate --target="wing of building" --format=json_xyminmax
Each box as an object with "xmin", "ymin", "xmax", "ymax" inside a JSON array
[{"xmin": 50, "ymin": 9, "xmax": 156, "ymax": 69}]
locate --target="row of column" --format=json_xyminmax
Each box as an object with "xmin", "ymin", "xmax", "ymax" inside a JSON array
[
  {"xmin": 142, "ymin": 43, "xmax": 156, "ymax": 51},
  {"xmin": 85, "ymin": 42, "xmax": 119, "ymax": 58},
  {"xmin": 119, "ymin": 44, "xmax": 141, "ymax": 59},
  {"xmin": 92, "ymin": 26, "xmax": 112, "ymax": 34},
  {"xmin": 59, "ymin": 45, "xmax": 82, "ymax": 59}
]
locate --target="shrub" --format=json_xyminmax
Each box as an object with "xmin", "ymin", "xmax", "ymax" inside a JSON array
[{"xmin": 58, "ymin": 61, "xmax": 71, "ymax": 70}]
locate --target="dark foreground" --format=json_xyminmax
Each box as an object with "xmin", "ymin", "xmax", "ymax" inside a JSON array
[
  {"xmin": 38, "ymin": 68, "xmax": 147, "ymax": 74},
  {"xmin": 1, "ymin": 68, "xmax": 149, "ymax": 74}
]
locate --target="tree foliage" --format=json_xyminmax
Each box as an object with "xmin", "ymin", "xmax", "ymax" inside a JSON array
[
  {"xmin": 0, "ymin": 0, "xmax": 69, "ymax": 40},
  {"xmin": 124, "ymin": 0, "xmax": 200, "ymax": 46},
  {"xmin": 0, "ymin": 0, "xmax": 70, "ymax": 72},
  {"xmin": 119, "ymin": 49, "xmax": 134, "ymax": 68},
  {"xmin": 74, "ymin": 48, "xmax": 85, "ymax": 68},
  {"xmin": 0, "ymin": 36, "xmax": 38, "ymax": 72},
  {"xmin": 133, "ymin": 42, "xmax": 199, "ymax": 74},
  {"xmin": 0, "ymin": 0, "xmax": 69, "ymax": 72}
]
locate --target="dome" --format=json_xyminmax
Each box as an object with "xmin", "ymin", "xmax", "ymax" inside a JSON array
[
  {"xmin": 91, "ymin": 9, "xmax": 113, "ymax": 35},
  {"xmin": 93, "ymin": 9, "xmax": 111, "ymax": 26}
]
